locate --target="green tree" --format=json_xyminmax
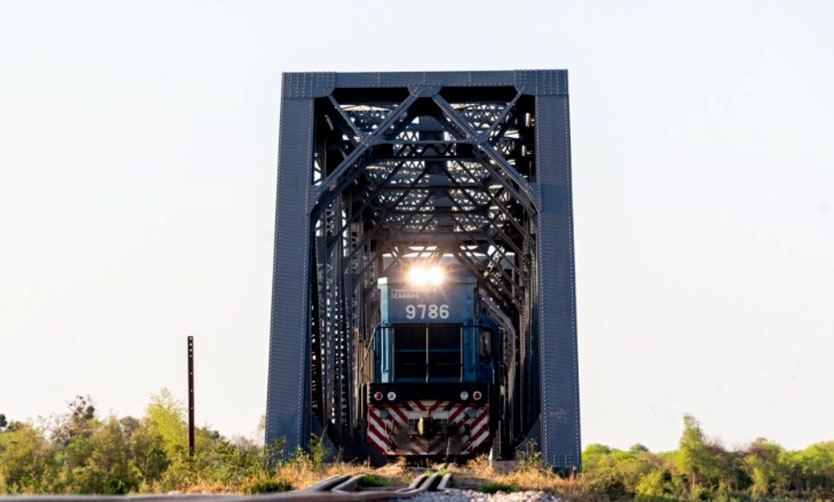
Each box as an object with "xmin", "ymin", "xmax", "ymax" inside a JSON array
[
  {"xmin": 582, "ymin": 443, "xmax": 612, "ymax": 469},
  {"xmin": 142, "ymin": 389, "xmax": 194, "ymax": 491},
  {"xmin": 677, "ymin": 415, "xmax": 718, "ymax": 493},
  {"xmin": 635, "ymin": 466, "xmax": 685, "ymax": 501},
  {"xmin": 790, "ymin": 441, "xmax": 834, "ymax": 498},
  {"xmin": 743, "ymin": 437, "xmax": 786, "ymax": 499},
  {"xmin": 53, "ymin": 395, "xmax": 97, "ymax": 447},
  {"xmin": 145, "ymin": 389, "xmax": 187, "ymax": 460},
  {"xmin": 88, "ymin": 416, "xmax": 136, "ymax": 493},
  {"xmin": 61, "ymin": 416, "xmax": 137, "ymax": 494},
  {"xmin": 129, "ymin": 418, "xmax": 169, "ymax": 488},
  {"xmin": 0, "ymin": 422, "xmax": 55, "ymax": 493},
  {"xmin": 675, "ymin": 415, "xmax": 749, "ymax": 499},
  {"xmin": 52, "ymin": 396, "xmax": 100, "ymax": 492},
  {"xmin": 582, "ymin": 443, "xmax": 664, "ymax": 499}
]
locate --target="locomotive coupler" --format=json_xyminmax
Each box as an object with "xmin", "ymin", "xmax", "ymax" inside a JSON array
[{"xmin": 417, "ymin": 412, "xmax": 439, "ymax": 437}]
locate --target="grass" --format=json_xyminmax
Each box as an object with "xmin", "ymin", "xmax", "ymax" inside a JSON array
[
  {"xmin": 358, "ymin": 474, "xmax": 393, "ymax": 487},
  {"xmin": 158, "ymin": 453, "xmax": 587, "ymax": 499},
  {"xmin": 445, "ymin": 455, "xmax": 587, "ymax": 501},
  {"xmin": 481, "ymin": 482, "xmax": 515, "ymax": 494}
]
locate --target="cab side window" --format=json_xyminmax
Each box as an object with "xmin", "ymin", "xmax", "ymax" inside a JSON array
[{"xmin": 478, "ymin": 329, "xmax": 492, "ymax": 357}]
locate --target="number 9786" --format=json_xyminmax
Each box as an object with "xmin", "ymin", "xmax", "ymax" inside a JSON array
[{"xmin": 405, "ymin": 304, "xmax": 450, "ymax": 319}]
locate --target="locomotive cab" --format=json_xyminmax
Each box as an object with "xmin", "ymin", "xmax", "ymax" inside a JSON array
[{"xmin": 365, "ymin": 264, "xmax": 500, "ymax": 457}]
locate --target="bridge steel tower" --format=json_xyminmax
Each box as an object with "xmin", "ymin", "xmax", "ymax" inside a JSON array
[{"xmin": 265, "ymin": 70, "xmax": 580, "ymax": 471}]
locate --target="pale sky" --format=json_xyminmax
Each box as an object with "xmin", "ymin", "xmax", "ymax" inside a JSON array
[{"xmin": 1, "ymin": 0, "xmax": 832, "ymax": 452}]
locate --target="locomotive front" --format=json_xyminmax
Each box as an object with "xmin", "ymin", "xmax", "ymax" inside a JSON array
[{"xmin": 366, "ymin": 264, "xmax": 499, "ymax": 458}]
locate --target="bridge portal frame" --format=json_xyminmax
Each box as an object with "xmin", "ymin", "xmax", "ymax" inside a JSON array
[{"xmin": 265, "ymin": 70, "xmax": 580, "ymax": 470}]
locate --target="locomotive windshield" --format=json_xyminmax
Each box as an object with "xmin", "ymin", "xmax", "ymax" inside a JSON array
[{"xmin": 392, "ymin": 323, "xmax": 462, "ymax": 381}]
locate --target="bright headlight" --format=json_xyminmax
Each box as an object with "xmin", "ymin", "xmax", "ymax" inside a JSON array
[
  {"xmin": 408, "ymin": 265, "xmax": 444, "ymax": 286},
  {"xmin": 428, "ymin": 266, "xmax": 444, "ymax": 285},
  {"xmin": 408, "ymin": 266, "xmax": 427, "ymax": 286}
]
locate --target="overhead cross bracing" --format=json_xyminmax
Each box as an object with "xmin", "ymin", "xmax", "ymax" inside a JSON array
[
  {"xmin": 266, "ymin": 71, "xmax": 580, "ymax": 472},
  {"xmin": 314, "ymin": 93, "xmax": 535, "ymax": 301}
]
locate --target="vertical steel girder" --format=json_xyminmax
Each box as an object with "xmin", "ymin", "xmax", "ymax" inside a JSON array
[
  {"xmin": 266, "ymin": 71, "xmax": 580, "ymax": 471},
  {"xmin": 266, "ymin": 92, "xmax": 315, "ymax": 455},
  {"xmin": 535, "ymin": 91, "xmax": 581, "ymax": 471}
]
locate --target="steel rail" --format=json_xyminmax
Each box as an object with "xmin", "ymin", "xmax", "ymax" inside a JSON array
[{"xmin": 0, "ymin": 473, "xmax": 447, "ymax": 502}]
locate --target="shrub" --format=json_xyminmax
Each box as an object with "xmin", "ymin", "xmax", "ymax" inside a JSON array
[
  {"xmin": 242, "ymin": 476, "xmax": 292, "ymax": 494},
  {"xmin": 359, "ymin": 474, "xmax": 391, "ymax": 487},
  {"xmin": 481, "ymin": 482, "xmax": 514, "ymax": 494}
]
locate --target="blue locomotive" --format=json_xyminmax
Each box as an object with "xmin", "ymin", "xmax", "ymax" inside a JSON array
[{"xmin": 365, "ymin": 263, "xmax": 501, "ymax": 457}]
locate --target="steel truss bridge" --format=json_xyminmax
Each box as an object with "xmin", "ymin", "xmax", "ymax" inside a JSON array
[{"xmin": 265, "ymin": 70, "xmax": 580, "ymax": 471}]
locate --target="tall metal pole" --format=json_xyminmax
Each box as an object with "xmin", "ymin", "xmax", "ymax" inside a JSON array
[{"xmin": 187, "ymin": 335, "xmax": 195, "ymax": 457}]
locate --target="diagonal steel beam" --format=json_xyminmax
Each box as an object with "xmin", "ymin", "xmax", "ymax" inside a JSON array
[
  {"xmin": 327, "ymin": 94, "xmax": 365, "ymax": 141},
  {"xmin": 315, "ymin": 94, "xmax": 419, "ymax": 213},
  {"xmin": 433, "ymin": 94, "xmax": 535, "ymax": 209}
]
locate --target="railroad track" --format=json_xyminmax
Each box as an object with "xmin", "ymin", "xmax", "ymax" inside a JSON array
[
  {"xmin": 0, "ymin": 472, "xmax": 453, "ymax": 502},
  {"xmin": 268, "ymin": 471, "xmax": 451, "ymax": 500}
]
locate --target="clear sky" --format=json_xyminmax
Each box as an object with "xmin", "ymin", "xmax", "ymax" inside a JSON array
[{"xmin": 1, "ymin": 0, "xmax": 832, "ymax": 452}]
